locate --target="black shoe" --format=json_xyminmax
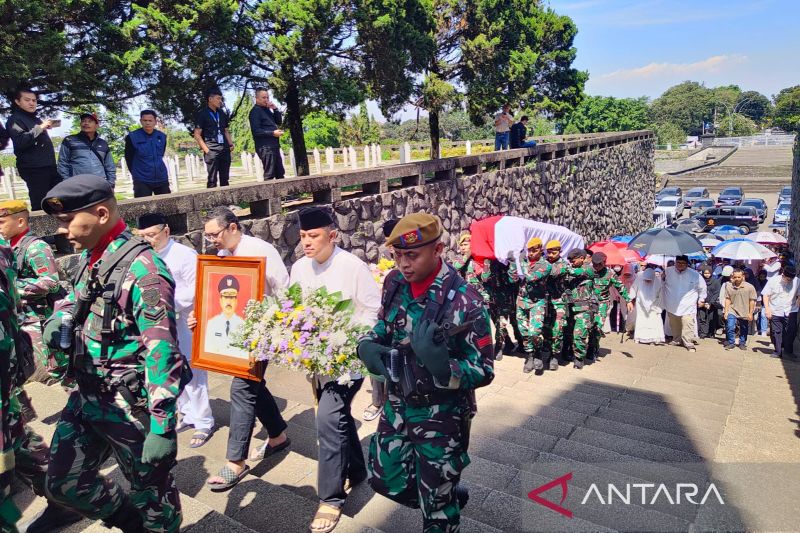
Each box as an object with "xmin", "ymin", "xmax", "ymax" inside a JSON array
[
  {"xmin": 494, "ymin": 343, "xmax": 504, "ymax": 361},
  {"xmin": 26, "ymin": 503, "xmax": 84, "ymax": 533},
  {"xmin": 549, "ymin": 357, "xmax": 559, "ymax": 371},
  {"xmin": 102, "ymin": 497, "xmax": 143, "ymax": 533},
  {"xmin": 574, "ymin": 359, "xmax": 584, "ymax": 369},
  {"xmin": 770, "ymin": 352, "xmax": 781, "ymax": 358},
  {"xmin": 585, "ymin": 356, "xmax": 595, "ymax": 365},
  {"xmin": 724, "ymin": 344, "xmax": 734, "ymax": 351},
  {"xmin": 523, "ymin": 355, "xmax": 536, "ymax": 373},
  {"xmin": 455, "ymin": 484, "xmax": 469, "ymax": 510},
  {"xmin": 532, "ymin": 357, "xmax": 544, "ymax": 371},
  {"xmin": 739, "ymin": 344, "xmax": 747, "ymax": 351}
]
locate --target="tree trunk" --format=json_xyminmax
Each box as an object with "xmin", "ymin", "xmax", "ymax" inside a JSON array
[
  {"xmin": 429, "ymin": 109, "xmax": 441, "ymax": 160},
  {"xmin": 284, "ymin": 79, "xmax": 310, "ymax": 176}
]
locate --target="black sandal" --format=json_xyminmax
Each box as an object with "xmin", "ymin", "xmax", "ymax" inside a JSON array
[{"xmin": 207, "ymin": 465, "xmax": 250, "ymax": 492}]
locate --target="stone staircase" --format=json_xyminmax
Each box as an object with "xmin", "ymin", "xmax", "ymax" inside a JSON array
[{"xmin": 14, "ymin": 334, "xmax": 800, "ymax": 532}]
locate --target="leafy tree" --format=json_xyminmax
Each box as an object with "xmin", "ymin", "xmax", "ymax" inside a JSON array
[
  {"xmin": 715, "ymin": 112, "xmax": 758, "ymax": 137},
  {"xmin": 228, "ymin": 93, "xmax": 256, "ymax": 153},
  {"xmin": 735, "ymin": 90, "xmax": 771, "ymax": 125},
  {"xmin": 298, "ymin": 111, "xmax": 341, "ymax": 149},
  {"xmin": 772, "ymin": 86, "xmax": 800, "ymax": 133},
  {"xmin": 650, "ymin": 81, "xmax": 713, "ymax": 136},
  {"xmin": 68, "ymin": 107, "xmax": 138, "ymax": 161},
  {"xmin": 652, "ymin": 122, "xmax": 686, "ymax": 146},
  {"xmin": 559, "ymin": 96, "xmax": 649, "ymax": 133},
  {"xmin": 338, "ymin": 103, "xmax": 381, "ymax": 146}
]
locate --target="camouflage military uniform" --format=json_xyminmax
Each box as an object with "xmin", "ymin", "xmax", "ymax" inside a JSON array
[
  {"xmin": 453, "ymin": 258, "xmax": 490, "ymax": 304},
  {"xmin": 544, "ymin": 259, "xmax": 570, "ymax": 361},
  {"xmin": 12, "ymin": 235, "xmax": 65, "ymax": 382},
  {"xmin": 588, "ymin": 267, "xmax": 630, "ymax": 358},
  {"xmin": 0, "ymin": 243, "xmax": 21, "ymax": 532},
  {"xmin": 365, "ymin": 262, "xmax": 494, "ymax": 532},
  {"xmin": 483, "ymin": 260, "xmax": 517, "ymax": 349},
  {"xmin": 564, "ymin": 266, "xmax": 594, "ymax": 361},
  {"xmin": 509, "ymin": 258, "xmax": 552, "ymax": 355},
  {"xmin": 44, "ymin": 229, "xmax": 185, "ymax": 532}
]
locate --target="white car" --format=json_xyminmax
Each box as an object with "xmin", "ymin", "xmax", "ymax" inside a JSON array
[{"xmin": 653, "ymin": 196, "xmax": 684, "ymax": 220}]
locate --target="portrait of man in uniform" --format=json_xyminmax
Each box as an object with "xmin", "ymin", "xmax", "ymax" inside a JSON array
[{"xmin": 205, "ymin": 274, "xmax": 248, "ymax": 358}]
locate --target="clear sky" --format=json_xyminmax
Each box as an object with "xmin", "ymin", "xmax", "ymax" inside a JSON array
[{"xmin": 547, "ymin": 0, "xmax": 800, "ymax": 100}]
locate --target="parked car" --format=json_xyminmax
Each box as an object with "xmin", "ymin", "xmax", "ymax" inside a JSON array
[
  {"xmin": 741, "ymin": 198, "xmax": 768, "ymax": 223},
  {"xmin": 694, "ymin": 205, "xmax": 760, "ymax": 234},
  {"xmin": 774, "ymin": 202, "xmax": 791, "ymax": 224},
  {"xmin": 656, "ymin": 186, "xmax": 683, "ymax": 206},
  {"xmin": 717, "ymin": 187, "xmax": 744, "ymax": 206},
  {"xmin": 684, "ymin": 187, "xmax": 710, "ymax": 208},
  {"xmin": 653, "ymin": 196, "xmax": 684, "ymax": 220},
  {"xmin": 779, "ymin": 186, "xmax": 792, "ymax": 203},
  {"xmin": 690, "ymin": 198, "xmax": 716, "ymax": 216}
]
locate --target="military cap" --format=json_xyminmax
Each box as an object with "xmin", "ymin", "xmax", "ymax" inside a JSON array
[
  {"xmin": 387, "ymin": 213, "xmax": 443, "ymax": 249},
  {"xmin": 546, "ymin": 239, "xmax": 561, "ymax": 250},
  {"xmin": 137, "ymin": 213, "xmax": 167, "ymax": 230},
  {"xmin": 79, "ymin": 112, "xmax": 99, "ymax": 124},
  {"xmin": 591, "ymin": 251, "xmax": 607, "ymax": 264},
  {"xmin": 526, "ymin": 237, "xmax": 542, "ymax": 249},
  {"xmin": 42, "ymin": 174, "xmax": 114, "ymax": 214},
  {"xmin": 458, "ymin": 232, "xmax": 471, "ymax": 245},
  {"xmin": 298, "ymin": 206, "xmax": 335, "ymax": 231},
  {"xmin": 567, "ymin": 249, "xmax": 586, "ymax": 260},
  {"xmin": 218, "ymin": 275, "xmax": 240, "ymax": 295},
  {"xmin": 0, "ymin": 200, "xmax": 29, "ymax": 217}
]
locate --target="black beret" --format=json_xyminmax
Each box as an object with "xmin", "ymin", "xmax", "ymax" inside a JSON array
[
  {"xmin": 591, "ymin": 251, "xmax": 607, "ymax": 264},
  {"xmin": 567, "ymin": 249, "xmax": 586, "ymax": 260},
  {"xmin": 298, "ymin": 207, "xmax": 334, "ymax": 230},
  {"xmin": 42, "ymin": 174, "xmax": 114, "ymax": 214},
  {"xmin": 382, "ymin": 219, "xmax": 399, "ymax": 238},
  {"xmin": 137, "ymin": 213, "xmax": 167, "ymax": 230},
  {"xmin": 218, "ymin": 275, "xmax": 240, "ymax": 293}
]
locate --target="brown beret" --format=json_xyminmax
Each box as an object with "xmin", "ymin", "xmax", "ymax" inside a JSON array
[{"xmin": 386, "ymin": 213, "xmax": 443, "ymax": 249}]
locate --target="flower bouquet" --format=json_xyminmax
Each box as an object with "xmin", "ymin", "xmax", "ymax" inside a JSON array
[
  {"xmin": 369, "ymin": 257, "xmax": 395, "ymax": 288},
  {"xmin": 231, "ymin": 283, "xmax": 368, "ymax": 384}
]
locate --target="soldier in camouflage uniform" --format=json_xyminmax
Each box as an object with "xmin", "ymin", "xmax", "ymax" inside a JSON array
[
  {"xmin": 564, "ymin": 249, "xmax": 594, "ymax": 369},
  {"xmin": 0, "ymin": 200, "xmax": 65, "ymax": 383},
  {"xmin": 0, "ymin": 242, "xmax": 21, "ymax": 532},
  {"xmin": 543, "ymin": 240, "xmax": 569, "ymax": 372},
  {"xmin": 452, "ymin": 232, "xmax": 491, "ymax": 304},
  {"xmin": 587, "ymin": 252, "xmax": 632, "ymax": 361},
  {"xmin": 357, "ymin": 213, "xmax": 494, "ymax": 533},
  {"xmin": 509, "ymin": 237, "xmax": 552, "ymax": 373},
  {"xmin": 39, "ymin": 175, "xmax": 187, "ymax": 532}
]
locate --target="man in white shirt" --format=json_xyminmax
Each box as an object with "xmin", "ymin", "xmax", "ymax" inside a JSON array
[
  {"xmin": 762, "ymin": 264, "xmax": 799, "ymax": 358},
  {"xmin": 197, "ymin": 207, "xmax": 290, "ymax": 492},
  {"xmin": 662, "ymin": 255, "xmax": 707, "ymax": 352},
  {"xmin": 204, "ymin": 275, "xmax": 248, "ymax": 358},
  {"xmin": 138, "ymin": 214, "xmax": 216, "ymax": 448},
  {"xmin": 290, "ymin": 207, "xmax": 381, "ymax": 533},
  {"xmin": 493, "ymin": 104, "xmax": 514, "ymax": 150}
]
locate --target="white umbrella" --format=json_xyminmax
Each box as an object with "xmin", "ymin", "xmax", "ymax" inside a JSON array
[
  {"xmin": 711, "ymin": 239, "xmax": 777, "ymax": 261},
  {"xmin": 743, "ymin": 231, "xmax": 788, "ymax": 245},
  {"xmin": 700, "ymin": 237, "xmax": 722, "ymax": 248}
]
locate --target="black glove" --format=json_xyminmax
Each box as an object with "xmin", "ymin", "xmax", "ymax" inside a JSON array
[
  {"xmin": 410, "ymin": 320, "xmax": 452, "ymax": 385},
  {"xmin": 43, "ymin": 316, "xmax": 62, "ymax": 350},
  {"xmin": 357, "ymin": 339, "xmax": 392, "ymax": 381}
]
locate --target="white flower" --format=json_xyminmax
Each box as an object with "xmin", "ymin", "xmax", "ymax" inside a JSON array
[{"xmin": 336, "ymin": 374, "xmax": 352, "ymax": 386}]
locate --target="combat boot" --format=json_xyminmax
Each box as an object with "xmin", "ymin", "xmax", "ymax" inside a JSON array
[
  {"xmin": 573, "ymin": 359, "xmax": 584, "ymax": 369},
  {"xmin": 25, "ymin": 502, "xmax": 84, "ymax": 533},
  {"xmin": 532, "ymin": 357, "xmax": 544, "ymax": 371},
  {"xmin": 455, "ymin": 484, "xmax": 469, "ymax": 509},
  {"xmin": 523, "ymin": 354, "xmax": 536, "ymax": 373},
  {"xmin": 549, "ymin": 356, "xmax": 559, "ymax": 371},
  {"xmin": 102, "ymin": 497, "xmax": 143, "ymax": 533}
]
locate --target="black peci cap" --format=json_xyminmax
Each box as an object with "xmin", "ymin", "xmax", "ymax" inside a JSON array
[
  {"xmin": 298, "ymin": 207, "xmax": 335, "ymax": 231},
  {"xmin": 137, "ymin": 213, "xmax": 167, "ymax": 230},
  {"xmin": 41, "ymin": 174, "xmax": 114, "ymax": 214}
]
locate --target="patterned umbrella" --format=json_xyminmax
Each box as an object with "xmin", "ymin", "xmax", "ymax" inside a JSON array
[
  {"xmin": 627, "ymin": 228, "xmax": 705, "ymax": 257},
  {"xmin": 710, "ymin": 239, "xmax": 777, "ymax": 261},
  {"xmin": 610, "ymin": 235, "xmax": 634, "ymax": 244},
  {"xmin": 743, "ymin": 231, "xmax": 788, "ymax": 245}
]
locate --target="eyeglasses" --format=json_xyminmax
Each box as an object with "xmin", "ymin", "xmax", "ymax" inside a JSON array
[
  {"xmin": 204, "ymin": 227, "xmax": 228, "ymax": 242},
  {"xmin": 139, "ymin": 225, "xmax": 166, "ymax": 241}
]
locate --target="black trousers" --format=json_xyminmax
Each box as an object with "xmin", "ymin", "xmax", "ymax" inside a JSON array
[
  {"xmin": 205, "ymin": 145, "xmax": 231, "ymax": 187},
  {"xmin": 785, "ymin": 312, "xmax": 798, "ymax": 355},
  {"xmin": 257, "ymin": 146, "xmax": 285, "ymax": 179},
  {"xmin": 769, "ymin": 316, "xmax": 789, "ymax": 355},
  {"xmin": 18, "ymin": 165, "xmax": 61, "ymax": 211},
  {"xmin": 133, "ymin": 180, "xmax": 171, "ymax": 198},
  {"xmin": 370, "ymin": 376, "xmax": 386, "ymax": 408},
  {"xmin": 315, "ymin": 378, "xmax": 366, "ymax": 507},
  {"xmin": 697, "ymin": 306, "xmax": 719, "ymax": 338},
  {"xmin": 227, "ymin": 377, "xmax": 288, "ymax": 462}
]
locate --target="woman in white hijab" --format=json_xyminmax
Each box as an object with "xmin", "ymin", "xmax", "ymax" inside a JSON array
[{"xmin": 629, "ymin": 267, "xmax": 665, "ymax": 344}]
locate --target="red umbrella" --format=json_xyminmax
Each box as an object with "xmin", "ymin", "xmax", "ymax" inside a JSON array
[
  {"xmin": 588, "ymin": 243, "xmax": 630, "ymax": 267},
  {"xmin": 590, "ymin": 240, "xmax": 627, "ymax": 250}
]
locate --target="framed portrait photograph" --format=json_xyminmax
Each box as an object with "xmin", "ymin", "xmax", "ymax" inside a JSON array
[{"xmin": 191, "ymin": 255, "xmax": 266, "ymax": 380}]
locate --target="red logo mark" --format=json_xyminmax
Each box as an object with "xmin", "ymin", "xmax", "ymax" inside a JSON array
[{"xmin": 528, "ymin": 472, "xmax": 573, "ymax": 518}]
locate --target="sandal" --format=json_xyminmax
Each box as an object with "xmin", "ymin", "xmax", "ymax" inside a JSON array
[
  {"xmin": 176, "ymin": 420, "xmax": 193, "ymax": 433},
  {"xmin": 362, "ymin": 405, "xmax": 381, "ymax": 421},
  {"xmin": 189, "ymin": 428, "xmax": 215, "ymax": 448},
  {"xmin": 249, "ymin": 437, "xmax": 291, "ymax": 461},
  {"xmin": 309, "ymin": 505, "xmax": 342, "ymax": 533},
  {"xmin": 206, "ymin": 465, "xmax": 250, "ymax": 492}
]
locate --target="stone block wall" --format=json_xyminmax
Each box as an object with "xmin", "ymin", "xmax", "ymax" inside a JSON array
[{"xmin": 169, "ymin": 138, "xmax": 655, "ymax": 266}]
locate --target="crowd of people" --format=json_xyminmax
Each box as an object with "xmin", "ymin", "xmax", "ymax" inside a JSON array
[{"xmin": 0, "ymin": 86, "xmax": 287, "ymax": 206}]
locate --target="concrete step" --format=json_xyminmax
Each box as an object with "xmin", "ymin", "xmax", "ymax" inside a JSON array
[
  {"xmin": 592, "ymin": 405, "xmax": 725, "ymax": 438},
  {"xmin": 605, "ymin": 395, "xmax": 731, "ymax": 425},
  {"xmin": 582, "ymin": 416, "xmax": 717, "ymax": 457}
]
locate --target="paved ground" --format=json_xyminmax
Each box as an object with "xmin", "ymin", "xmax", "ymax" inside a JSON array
[{"xmin": 15, "ymin": 332, "xmax": 800, "ymax": 532}]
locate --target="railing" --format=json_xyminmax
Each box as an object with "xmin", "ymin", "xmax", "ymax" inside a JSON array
[
  {"xmin": 27, "ymin": 130, "xmax": 655, "ymax": 238},
  {"xmin": 712, "ymin": 133, "xmax": 795, "ymax": 147}
]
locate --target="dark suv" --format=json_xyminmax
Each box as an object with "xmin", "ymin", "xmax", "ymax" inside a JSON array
[
  {"xmin": 694, "ymin": 205, "xmax": 760, "ymax": 234},
  {"xmin": 717, "ymin": 187, "xmax": 744, "ymax": 206}
]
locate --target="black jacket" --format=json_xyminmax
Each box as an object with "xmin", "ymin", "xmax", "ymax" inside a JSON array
[
  {"xmin": 510, "ymin": 122, "xmax": 527, "ymax": 149},
  {"xmin": 705, "ymin": 276, "xmax": 722, "ymax": 310},
  {"xmin": 249, "ymin": 105, "xmax": 282, "ymax": 151},
  {"xmin": 5, "ymin": 107, "xmax": 56, "ymax": 168}
]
